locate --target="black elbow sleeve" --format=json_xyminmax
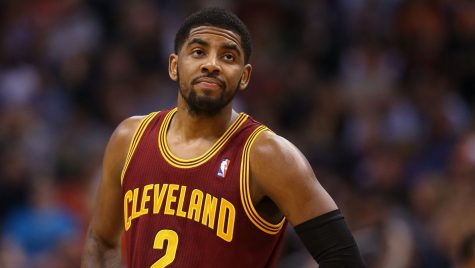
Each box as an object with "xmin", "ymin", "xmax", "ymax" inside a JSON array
[{"xmin": 294, "ymin": 209, "xmax": 366, "ymax": 268}]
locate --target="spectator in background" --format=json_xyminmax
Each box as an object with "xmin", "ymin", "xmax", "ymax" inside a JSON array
[{"xmin": 1, "ymin": 180, "xmax": 80, "ymax": 267}]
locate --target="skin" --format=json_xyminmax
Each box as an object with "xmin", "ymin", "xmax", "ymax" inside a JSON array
[{"xmin": 81, "ymin": 26, "xmax": 337, "ymax": 267}]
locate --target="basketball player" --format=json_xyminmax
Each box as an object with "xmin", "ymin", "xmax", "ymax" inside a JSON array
[{"xmin": 81, "ymin": 7, "xmax": 365, "ymax": 268}]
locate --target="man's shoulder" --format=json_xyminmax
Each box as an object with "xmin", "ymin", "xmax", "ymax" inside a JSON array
[
  {"xmin": 113, "ymin": 115, "xmax": 148, "ymax": 140},
  {"xmin": 121, "ymin": 115, "xmax": 149, "ymax": 129},
  {"xmin": 108, "ymin": 113, "xmax": 161, "ymax": 153},
  {"xmin": 250, "ymin": 131, "xmax": 300, "ymax": 164},
  {"xmin": 249, "ymin": 129, "xmax": 313, "ymax": 180},
  {"xmin": 251, "ymin": 130, "xmax": 290, "ymax": 152}
]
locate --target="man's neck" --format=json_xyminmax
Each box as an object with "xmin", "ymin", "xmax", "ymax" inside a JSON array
[{"xmin": 170, "ymin": 100, "xmax": 238, "ymax": 141}]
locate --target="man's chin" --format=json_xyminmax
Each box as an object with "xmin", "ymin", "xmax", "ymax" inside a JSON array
[
  {"xmin": 180, "ymin": 86, "xmax": 235, "ymax": 116},
  {"xmin": 188, "ymin": 106, "xmax": 222, "ymax": 117},
  {"xmin": 185, "ymin": 96, "xmax": 223, "ymax": 116}
]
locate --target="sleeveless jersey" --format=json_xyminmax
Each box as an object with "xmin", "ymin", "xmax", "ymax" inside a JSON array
[{"xmin": 121, "ymin": 108, "xmax": 287, "ymax": 268}]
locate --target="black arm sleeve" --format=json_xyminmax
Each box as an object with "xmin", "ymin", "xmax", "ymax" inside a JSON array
[{"xmin": 294, "ymin": 209, "xmax": 366, "ymax": 268}]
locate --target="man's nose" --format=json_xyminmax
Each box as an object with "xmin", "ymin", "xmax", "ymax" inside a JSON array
[{"xmin": 201, "ymin": 54, "xmax": 221, "ymax": 74}]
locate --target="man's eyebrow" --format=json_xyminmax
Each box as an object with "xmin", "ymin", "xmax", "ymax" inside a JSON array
[
  {"xmin": 186, "ymin": 37, "xmax": 242, "ymax": 55},
  {"xmin": 187, "ymin": 38, "xmax": 209, "ymax": 47},
  {"xmin": 222, "ymin": 43, "xmax": 241, "ymax": 55}
]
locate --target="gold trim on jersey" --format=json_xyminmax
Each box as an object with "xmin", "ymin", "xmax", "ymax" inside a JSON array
[
  {"xmin": 121, "ymin": 112, "xmax": 159, "ymax": 186},
  {"xmin": 240, "ymin": 126, "xmax": 286, "ymax": 235},
  {"xmin": 158, "ymin": 108, "xmax": 248, "ymax": 168}
]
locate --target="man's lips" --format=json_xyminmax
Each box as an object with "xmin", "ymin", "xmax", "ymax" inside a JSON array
[{"xmin": 193, "ymin": 77, "xmax": 225, "ymax": 89}]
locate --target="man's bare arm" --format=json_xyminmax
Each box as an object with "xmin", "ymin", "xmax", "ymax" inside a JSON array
[
  {"xmin": 82, "ymin": 227, "xmax": 122, "ymax": 268},
  {"xmin": 250, "ymin": 131, "xmax": 337, "ymax": 225},
  {"xmin": 81, "ymin": 116, "xmax": 144, "ymax": 268},
  {"xmin": 250, "ymin": 131, "xmax": 365, "ymax": 267}
]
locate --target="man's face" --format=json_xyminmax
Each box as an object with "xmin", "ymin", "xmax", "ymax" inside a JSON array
[{"xmin": 169, "ymin": 26, "xmax": 252, "ymax": 116}]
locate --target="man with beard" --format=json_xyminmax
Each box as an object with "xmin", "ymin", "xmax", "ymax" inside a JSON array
[{"xmin": 81, "ymin": 7, "xmax": 365, "ymax": 268}]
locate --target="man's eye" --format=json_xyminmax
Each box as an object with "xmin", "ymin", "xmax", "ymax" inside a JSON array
[
  {"xmin": 223, "ymin": 53, "xmax": 234, "ymax": 61},
  {"xmin": 192, "ymin": 49, "xmax": 204, "ymax": 56}
]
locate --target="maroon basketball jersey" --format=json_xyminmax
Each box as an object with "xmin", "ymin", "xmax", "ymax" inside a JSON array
[{"xmin": 121, "ymin": 108, "xmax": 287, "ymax": 268}]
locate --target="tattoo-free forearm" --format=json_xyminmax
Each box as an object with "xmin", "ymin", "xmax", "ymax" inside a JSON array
[{"xmin": 81, "ymin": 228, "xmax": 122, "ymax": 268}]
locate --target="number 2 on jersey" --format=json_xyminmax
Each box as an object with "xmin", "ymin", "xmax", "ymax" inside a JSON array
[{"xmin": 151, "ymin": 229, "xmax": 179, "ymax": 268}]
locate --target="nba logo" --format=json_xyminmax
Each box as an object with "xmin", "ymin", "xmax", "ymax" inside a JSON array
[{"xmin": 217, "ymin": 158, "xmax": 231, "ymax": 178}]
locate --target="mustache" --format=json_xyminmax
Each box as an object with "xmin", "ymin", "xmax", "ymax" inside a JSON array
[{"xmin": 191, "ymin": 74, "xmax": 226, "ymax": 89}]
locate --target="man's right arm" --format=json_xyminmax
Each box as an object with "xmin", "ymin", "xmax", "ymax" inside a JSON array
[{"xmin": 81, "ymin": 116, "xmax": 145, "ymax": 268}]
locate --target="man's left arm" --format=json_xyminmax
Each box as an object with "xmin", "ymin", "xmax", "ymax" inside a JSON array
[{"xmin": 250, "ymin": 131, "xmax": 366, "ymax": 268}]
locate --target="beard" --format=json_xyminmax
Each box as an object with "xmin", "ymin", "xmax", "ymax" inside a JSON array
[{"xmin": 178, "ymin": 73, "xmax": 241, "ymax": 117}]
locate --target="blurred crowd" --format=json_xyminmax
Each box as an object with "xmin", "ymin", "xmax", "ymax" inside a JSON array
[{"xmin": 0, "ymin": 0, "xmax": 474, "ymax": 267}]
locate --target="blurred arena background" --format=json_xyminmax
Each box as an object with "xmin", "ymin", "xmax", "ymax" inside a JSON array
[{"xmin": 0, "ymin": 0, "xmax": 474, "ymax": 267}]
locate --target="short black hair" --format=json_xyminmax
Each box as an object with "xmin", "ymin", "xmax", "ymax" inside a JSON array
[{"xmin": 174, "ymin": 7, "xmax": 252, "ymax": 63}]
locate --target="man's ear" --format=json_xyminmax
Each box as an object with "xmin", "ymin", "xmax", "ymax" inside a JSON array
[
  {"xmin": 239, "ymin": 64, "xmax": 252, "ymax": 90},
  {"xmin": 169, "ymin": 54, "xmax": 178, "ymax": 81}
]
